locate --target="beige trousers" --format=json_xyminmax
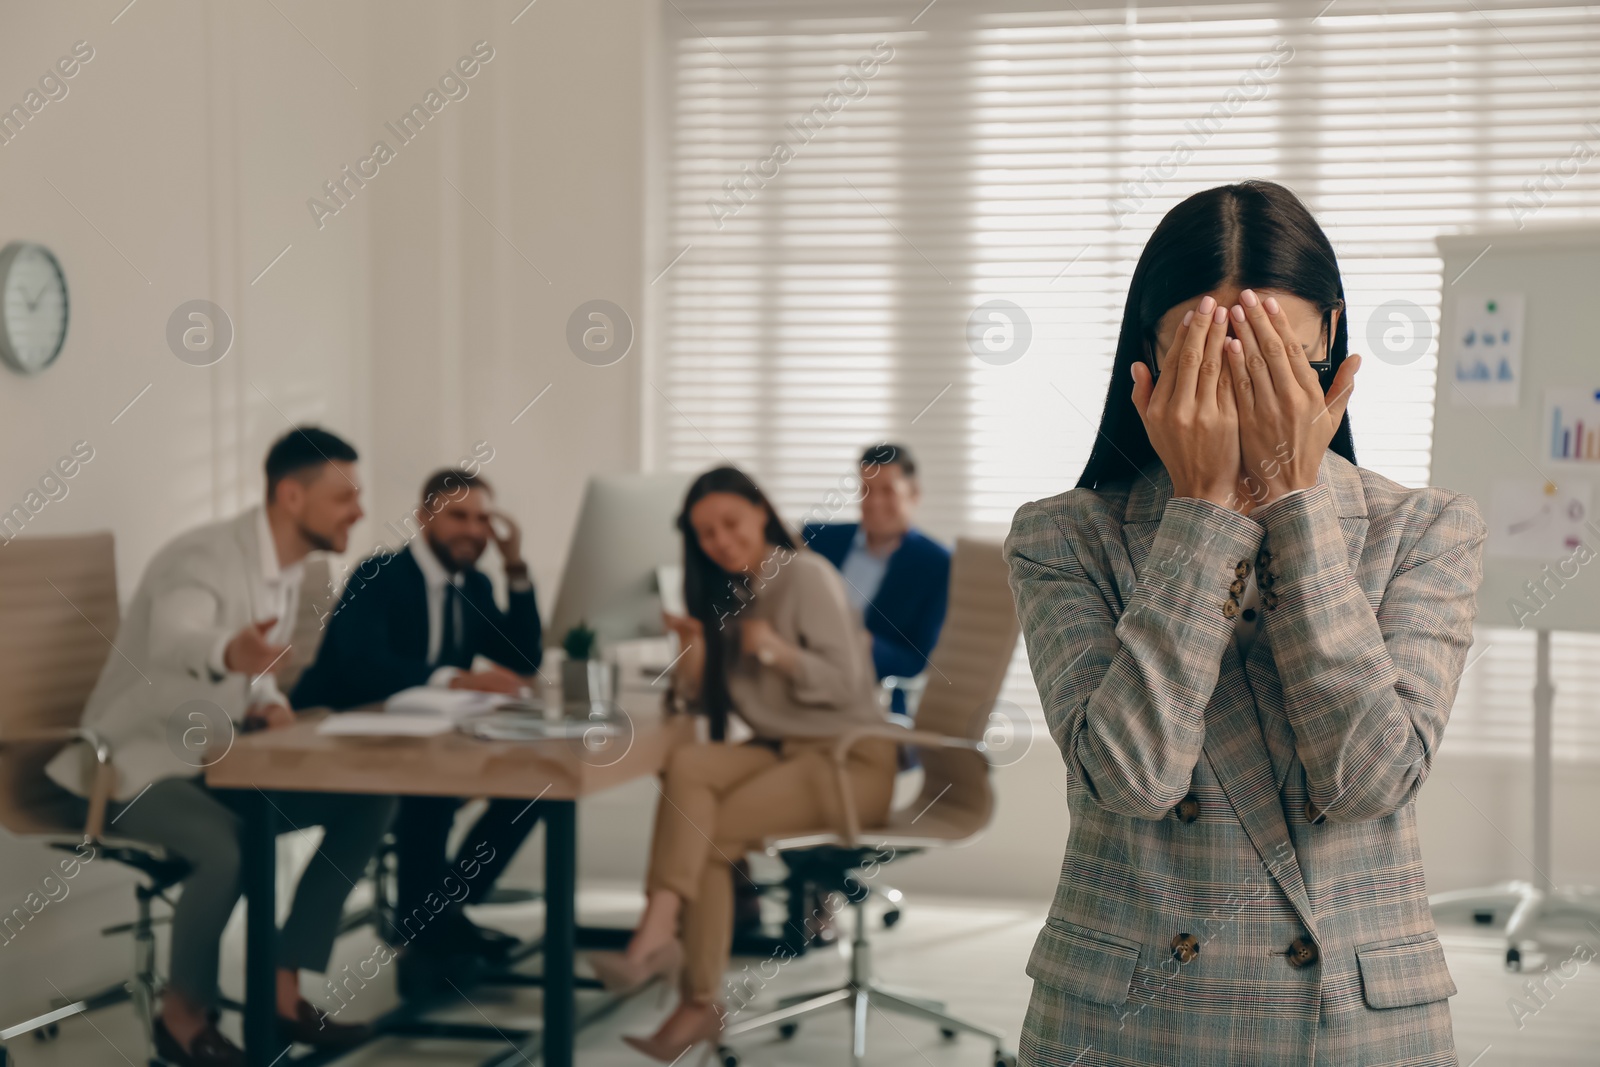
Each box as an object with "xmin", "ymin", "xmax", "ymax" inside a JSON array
[{"xmin": 645, "ymin": 734, "xmax": 899, "ymax": 1001}]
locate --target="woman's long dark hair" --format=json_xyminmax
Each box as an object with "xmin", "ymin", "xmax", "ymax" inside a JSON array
[
  {"xmin": 675, "ymin": 466, "xmax": 797, "ymax": 737},
  {"xmin": 1077, "ymin": 180, "xmax": 1356, "ymax": 491}
]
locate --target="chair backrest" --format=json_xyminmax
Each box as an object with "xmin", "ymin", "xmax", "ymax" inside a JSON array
[
  {"xmin": 896, "ymin": 537, "xmax": 1019, "ymax": 837},
  {"xmin": 0, "ymin": 532, "xmax": 119, "ymax": 835},
  {"xmin": 277, "ymin": 557, "xmax": 333, "ymax": 695}
]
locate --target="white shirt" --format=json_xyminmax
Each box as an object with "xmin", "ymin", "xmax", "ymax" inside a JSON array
[
  {"xmin": 410, "ymin": 537, "xmax": 468, "ymax": 686},
  {"xmin": 838, "ymin": 525, "xmax": 896, "ymax": 615},
  {"xmin": 206, "ymin": 507, "xmax": 303, "ymax": 709}
]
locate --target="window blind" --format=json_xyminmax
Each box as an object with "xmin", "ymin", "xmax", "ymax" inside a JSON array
[{"xmin": 653, "ymin": 0, "xmax": 1600, "ymax": 759}]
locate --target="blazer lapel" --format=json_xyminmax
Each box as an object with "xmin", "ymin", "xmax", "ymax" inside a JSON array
[{"xmin": 1114, "ymin": 455, "xmax": 1381, "ymax": 936}]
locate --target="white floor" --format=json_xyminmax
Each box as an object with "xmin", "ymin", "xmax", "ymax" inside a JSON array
[{"xmin": 7, "ymin": 886, "xmax": 1599, "ymax": 1066}]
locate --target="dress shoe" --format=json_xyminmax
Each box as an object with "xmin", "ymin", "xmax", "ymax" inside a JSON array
[
  {"xmin": 278, "ymin": 997, "xmax": 372, "ymax": 1050},
  {"xmin": 397, "ymin": 945, "xmax": 485, "ymax": 1001},
  {"xmin": 621, "ymin": 1001, "xmax": 725, "ymax": 1064},
  {"xmin": 585, "ymin": 940, "xmax": 683, "ymax": 998},
  {"xmin": 152, "ymin": 1016, "xmax": 245, "ymax": 1067},
  {"xmin": 452, "ymin": 915, "xmax": 522, "ymax": 961}
]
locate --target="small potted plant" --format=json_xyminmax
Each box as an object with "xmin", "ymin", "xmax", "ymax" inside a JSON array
[{"xmin": 561, "ymin": 622, "xmax": 613, "ymax": 714}]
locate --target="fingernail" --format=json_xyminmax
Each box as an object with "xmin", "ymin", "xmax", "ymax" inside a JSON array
[
  {"xmin": 1213, "ymin": 305, "xmax": 1228, "ymax": 324},
  {"xmin": 1182, "ymin": 309, "xmax": 1194, "ymax": 326},
  {"xmin": 1230, "ymin": 304, "xmax": 1246, "ymax": 322},
  {"xmin": 1199, "ymin": 296, "xmax": 1216, "ymax": 314},
  {"xmin": 1240, "ymin": 289, "xmax": 1259, "ymax": 308},
  {"xmin": 1264, "ymin": 295, "xmax": 1279, "ymax": 315}
]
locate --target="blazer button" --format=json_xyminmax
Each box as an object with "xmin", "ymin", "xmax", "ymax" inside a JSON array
[
  {"xmin": 1261, "ymin": 591, "xmax": 1280, "ymax": 610},
  {"xmin": 1235, "ymin": 560, "xmax": 1251, "ymax": 579},
  {"xmin": 1304, "ymin": 799, "xmax": 1325, "ymax": 825},
  {"xmin": 1170, "ymin": 933, "xmax": 1200, "ymax": 963},
  {"xmin": 1174, "ymin": 793, "xmax": 1201, "ymax": 823},
  {"xmin": 1286, "ymin": 936, "xmax": 1319, "ymax": 968},
  {"xmin": 1229, "ymin": 577, "xmax": 1246, "ymax": 596},
  {"xmin": 1223, "ymin": 599, "xmax": 1240, "ymax": 619},
  {"xmin": 1257, "ymin": 570, "xmax": 1276, "ymax": 591}
]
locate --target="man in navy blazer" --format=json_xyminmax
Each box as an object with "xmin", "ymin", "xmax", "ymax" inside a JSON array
[
  {"xmin": 802, "ymin": 442, "xmax": 950, "ymax": 716},
  {"xmin": 292, "ymin": 466, "xmax": 543, "ymax": 992}
]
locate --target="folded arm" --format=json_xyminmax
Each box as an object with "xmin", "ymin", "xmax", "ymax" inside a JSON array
[
  {"xmin": 788, "ymin": 560, "xmax": 876, "ymax": 707},
  {"xmin": 1006, "ymin": 494, "xmax": 1265, "ymax": 820},
  {"xmin": 1255, "ymin": 485, "xmax": 1484, "ymax": 822}
]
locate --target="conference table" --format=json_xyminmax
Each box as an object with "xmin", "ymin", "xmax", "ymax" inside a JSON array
[{"xmin": 205, "ymin": 688, "xmax": 694, "ymax": 1067}]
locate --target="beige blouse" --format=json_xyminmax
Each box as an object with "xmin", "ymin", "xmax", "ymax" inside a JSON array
[{"xmin": 692, "ymin": 544, "xmax": 888, "ymax": 741}]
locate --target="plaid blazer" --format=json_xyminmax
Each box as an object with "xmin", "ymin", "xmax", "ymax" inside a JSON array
[{"xmin": 1005, "ymin": 453, "xmax": 1485, "ymax": 1067}]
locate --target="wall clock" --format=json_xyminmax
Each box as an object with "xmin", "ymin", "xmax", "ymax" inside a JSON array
[{"xmin": 0, "ymin": 241, "xmax": 69, "ymax": 375}]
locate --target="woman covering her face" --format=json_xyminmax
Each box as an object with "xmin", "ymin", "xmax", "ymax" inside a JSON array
[{"xmin": 1006, "ymin": 180, "xmax": 1485, "ymax": 1066}]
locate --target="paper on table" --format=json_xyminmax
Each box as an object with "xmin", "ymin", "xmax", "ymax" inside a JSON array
[
  {"xmin": 383, "ymin": 686, "xmax": 507, "ymax": 721},
  {"xmin": 317, "ymin": 713, "xmax": 455, "ymax": 737}
]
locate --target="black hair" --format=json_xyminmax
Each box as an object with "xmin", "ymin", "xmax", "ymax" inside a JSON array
[
  {"xmin": 860, "ymin": 441, "xmax": 916, "ymax": 481},
  {"xmin": 421, "ymin": 468, "xmax": 492, "ymax": 511},
  {"xmin": 675, "ymin": 466, "xmax": 797, "ymax": 738},
  {"xmin": 264, "ymin": 426, "xmax": 358, "ymax": 502},
  {"xmin": 1077, "ymin": 180, "xmax": 1355, "ymax": 491}
]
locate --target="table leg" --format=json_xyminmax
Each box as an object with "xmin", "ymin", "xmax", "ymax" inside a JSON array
[
  {"xmin": 239, "ymin": 790, "xmax": 281, "ymax": 1067},
  {"xmin": 544, "ymin": 799, "xmax": 576, "ymax": 1067}
]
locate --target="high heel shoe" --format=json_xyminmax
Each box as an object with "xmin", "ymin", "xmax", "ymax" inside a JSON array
[
  {"xmin": 621, "ymin": 1000, "xmax": 725, "ymax": 1064},
  {"xmin": 585, "ymin": 939, "xmax": 684, "ymax": 998}
]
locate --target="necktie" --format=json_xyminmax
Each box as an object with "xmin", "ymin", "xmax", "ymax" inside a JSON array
[{"xmin": 439, "ymin": 580, "xmax": 464, "ymax": 667}]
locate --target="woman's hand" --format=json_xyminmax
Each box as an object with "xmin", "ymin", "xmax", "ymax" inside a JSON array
[
  {"xmin": 661, "ymin": 611, "xmax": 703, "ymax": 647},
  {"xmin": 660, "ymin": 611, "xmax": 705, "ymax": 701},
  {"xmin": 1226, "ymin": 290, "xmax": 1361, "ymax": 506},
  {"xmin": 740, "ymin": 619, "xmax": 796, "ymax": 673},
  {"xmin": 1130, "ymin": 295, "xmax": 1240, "ymax": 509}
]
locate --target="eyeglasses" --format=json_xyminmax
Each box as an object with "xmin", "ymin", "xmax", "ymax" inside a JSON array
[{"xmin": 1144, "ymin": 305, "xmax": 1337, "ymax": 379}]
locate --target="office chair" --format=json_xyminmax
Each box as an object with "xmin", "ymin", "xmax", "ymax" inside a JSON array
[
  {"xmin": 0, "ymin": 532, "xmax": 207, "ymax": 1067},
  {"xmin": 717, "ymin": 538, "xmax": 1022, "ymax": 1067}
]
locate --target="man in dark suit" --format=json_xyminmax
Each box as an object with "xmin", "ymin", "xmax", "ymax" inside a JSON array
[
  {"xmin": 802, "ymin": 442, "xmax": 951, "ymax": 716},
  {"xmin": 292, "ymin": 467, "xmax": 544, "ymax": 992}
]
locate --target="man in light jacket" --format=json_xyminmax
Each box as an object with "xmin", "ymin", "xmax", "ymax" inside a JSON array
[{"xmin": 46, "ymin": 427, "xmax": 395, "ymax": 1067}]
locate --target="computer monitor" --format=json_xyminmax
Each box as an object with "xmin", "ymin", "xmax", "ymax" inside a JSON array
[{"xmin": 546, "ymin": 472, "xmax": 694, "ymax": 649}]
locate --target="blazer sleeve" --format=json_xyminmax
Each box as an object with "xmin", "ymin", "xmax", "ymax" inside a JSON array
[
  {"xmin": 787, "ymin": 556, "xmax": 872, "ymax": 708},
  {"xmin": 291, "ymin": 569, "xmax": 434, "ymax": 709},
  {"xmin": 146, "ymin": 549, "xmax": 233, "ymax": 683},
  {"xmin": 1253, "ymin": 484, "xmax": 1485, "ymax": 822},
  {"xmin": 469, "ymin": 576, "xmax": 543, "ymax": 675},
  {"xmin": 1005, "ymin": 494, "xmax": 1266, "ymax": 820}
]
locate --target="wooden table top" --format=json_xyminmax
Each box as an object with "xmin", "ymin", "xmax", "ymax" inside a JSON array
[{"xmin": 205, "ymin": 689, "xmax": 693, "ymax": 800}]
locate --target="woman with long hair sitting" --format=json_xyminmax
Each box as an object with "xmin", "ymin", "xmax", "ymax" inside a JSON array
[{"xmin": 588, "ymin": 465, "xmax": 900, "ymax": 1061}]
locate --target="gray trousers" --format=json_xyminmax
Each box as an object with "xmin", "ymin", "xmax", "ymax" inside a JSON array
[{"xmin": 110, "ymin": 777, "xmax": 396, "ymax": 1009}]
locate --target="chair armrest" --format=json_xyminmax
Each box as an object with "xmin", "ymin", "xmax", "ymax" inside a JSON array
[
  {"xmin": 877, "ymin": 673, "xmax": 929, "ymax": 715},
  {"xmin": 0, "ymin": 726, "xmax": 114, "ymax": 840},
  {"xmin": 822, "ymin": 724, "xmax": 985, "ymax": 847}
]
